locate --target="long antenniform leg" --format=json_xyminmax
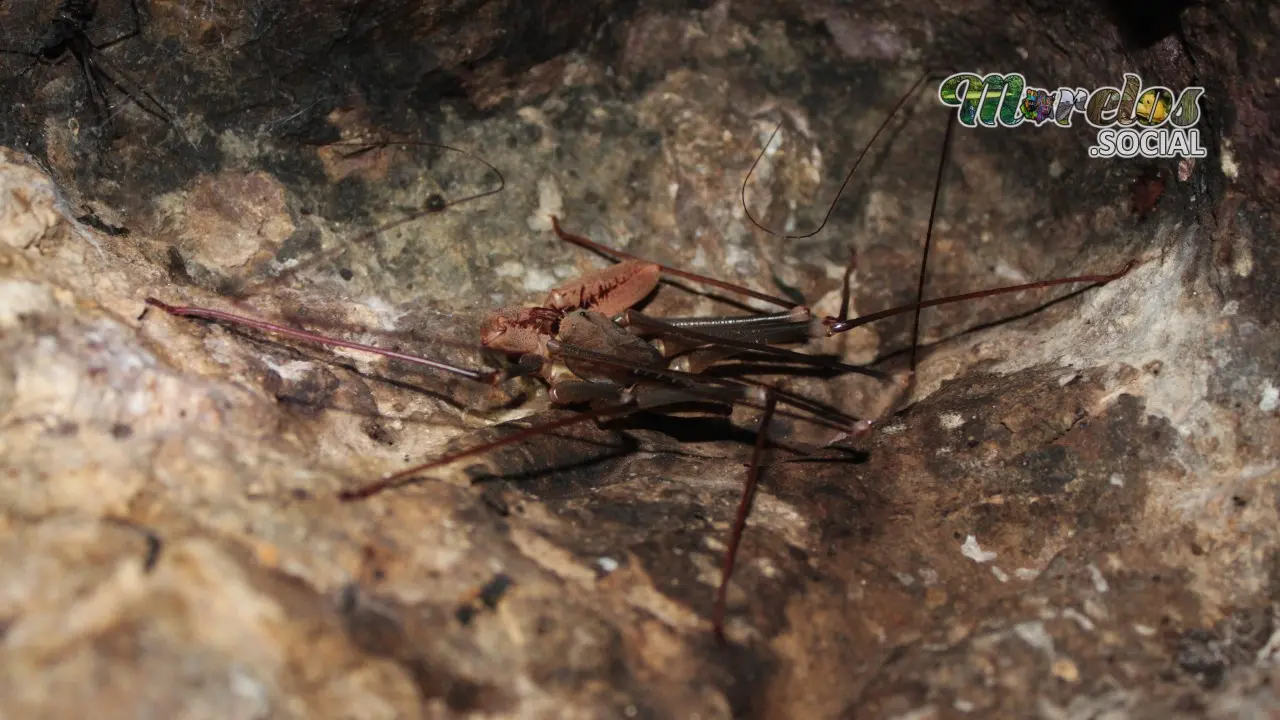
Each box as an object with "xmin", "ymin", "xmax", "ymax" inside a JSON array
[
  {"xmin": 910, "ymin": 112, "xmax": 957, "ymax": 374},
  {"xmin": 143, "ymin": 298, "xmax": 505, "ymax": 384},
  {"xmin": 236, "ymin": 141, "xmax": 506, "ymax": 298},
  {"xmin": 713, "ymin": 389, "xmax": 777, "ymax": 640},
  {"xmin": 742, "ymin": 73, "xmax": 932, "ymax": 240}
]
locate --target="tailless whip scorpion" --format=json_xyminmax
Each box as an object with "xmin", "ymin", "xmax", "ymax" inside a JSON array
[{"xmin": 145, "ymin": 73, "xmax": 1134, "ymax": 640}]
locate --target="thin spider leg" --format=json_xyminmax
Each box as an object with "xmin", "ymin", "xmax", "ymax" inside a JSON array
[
  {"xmin": 576, "ymin": 313, "xmax": 875, "ymax": 425},
  {"xmin": 623, "ymin": 310, "xmax": 891, "ymax": 380},
  {"xmin": 712, "ymin": 387, "xmax": 777, "ymax": 641},
  {"xmin": 339, "ymin": 367, "xmax": 825, "ymax": 505},
  {"xmin": 742, "ymin": 73, "xmax": 932, "ymax": 240},
  {"xmin": 0, "ymin": 51, "xmax": 41, "ymax": 78},
  {"xmin": 86, "ymin": 47, "xmax": 176, "ymax": 125},
  {"xmin": 910, "ymin": 112, "xmax": 957, "ymax": 373},
  {"xmin": 837, "ymin": 248, "xmax": 857, "ymax": 323},
  {"xmin": 656, "ymin": 310, "xmax": 813, "ymax": 346},
  {"xmin": 93, "ymin": 0, "xmax": 143, "ymax": 50},
  {"xmin": 237, "ymin": 141, "xmax": 505, "ymax": 297},
  {"xmin": 71, "ymin": 44, "xmax": 111, "ymax": 127},
  {"xmin": 338, "ymin": 402, "xmax": 640, "ymax": 500},
  {"xmin": 333, "ymin": 141, "xmax": 505, "ymax": 212},
  {"xmin": 547, "ymin": 338, "xmax": 861, "ymax": 433},
  {"xmin": 144, "ymin": 298, "xmax": 503, "ymax": 384},
  {"xmin": 822, "ymin": 263, "xmax": 1136, "ymax": 336},
  {"xmin": 550, "ymin": 216, "xmax": 797, "ymax": 310}
]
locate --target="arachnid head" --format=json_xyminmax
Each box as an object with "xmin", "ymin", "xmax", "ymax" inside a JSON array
[{"xmin": 480, "ymin": 307, "xmax": 559, "ymax": 357}]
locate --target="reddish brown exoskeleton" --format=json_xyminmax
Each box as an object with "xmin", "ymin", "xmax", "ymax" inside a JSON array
[{"xmin": 145, "ymin": 75, "xmax": 1135, "ymax": 641}]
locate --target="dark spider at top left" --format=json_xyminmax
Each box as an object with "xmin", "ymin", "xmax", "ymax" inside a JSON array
[{"xmin": 0, "ymin": 0, "xmax": 177, "ymax": 136}]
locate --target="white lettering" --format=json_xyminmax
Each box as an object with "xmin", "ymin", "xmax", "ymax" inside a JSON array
[
  {"xmin": 1089, "ymin": 127, "xmax": 1208, "ymax": 159},
  {"xmin": 1116, "ymin": 128, "xmax": 1140, "ymax": 158}
]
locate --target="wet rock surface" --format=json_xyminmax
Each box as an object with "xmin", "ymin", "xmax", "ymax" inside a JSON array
[{"xmin": 1, "ymin": 0, "xmax": 1277, "ymax": 718}]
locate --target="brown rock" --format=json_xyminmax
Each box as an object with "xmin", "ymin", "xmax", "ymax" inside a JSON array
[{"xmin": 0, "ymin": 1, "xmax": 1276, "ymax": 718}]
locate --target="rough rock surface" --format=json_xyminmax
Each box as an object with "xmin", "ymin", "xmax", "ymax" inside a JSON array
[{"xmin": 0, "ymin": 0, "xmax": 1277, "ymax": 718}]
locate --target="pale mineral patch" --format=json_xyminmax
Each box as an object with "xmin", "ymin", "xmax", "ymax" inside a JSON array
[
  {"xmin": 0, "ymin": 151, "xmax": 62, "ymax": 250},
  {"xmin": 1259, "ymin": 381, "xmax": 1278, "ymax": 412},
  {"xmin": 1220, "ymin": 138, "xmax": 1239, "ymax": 180},
  {"xmin": 495, "ymin": 259, "xmax": 526, "ymax": 277},
  {"xmin": 961, "ymin": 535, "xmax": 998, "ymax": 564},
  {"xmin": 527, "ymin": 175, "xmax": 564, "ymax": 231},
  {"xmin": 1014, "ymin": 620, "xmax": 1055, "ymax": 655},
  {"xmin": 523, "ymin": 267, "xmax": 558, "ymax": 292},
  {"xmin": 1088, "ymin": 564, "xmax": 1110, "ymax": 593}
]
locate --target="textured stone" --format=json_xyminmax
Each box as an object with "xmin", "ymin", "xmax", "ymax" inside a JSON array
[{"xmin": 0, "ymin": 0, "xmax": 1276, "ymax": 717}]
